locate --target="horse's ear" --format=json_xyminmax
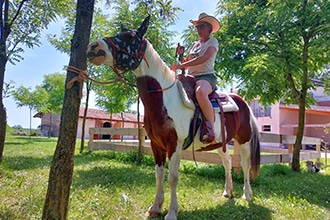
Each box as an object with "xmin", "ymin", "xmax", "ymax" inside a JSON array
[
  {"xmin": 121, "ymin": 23, "xmax": 129, "ymax": 32},
  {"xmin": 137, "ymin": 15, "xmax": 150, "ymax": 38}
]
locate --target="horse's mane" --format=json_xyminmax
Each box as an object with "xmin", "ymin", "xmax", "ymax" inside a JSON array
[{"xmin": 144, "ymin": 39, "xmax": 176, "ymax": 82}]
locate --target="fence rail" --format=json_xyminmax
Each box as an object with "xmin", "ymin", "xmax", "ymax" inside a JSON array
[{"xmin": 88, "ymin": 128, "xmax": 323, "ymax": 169}]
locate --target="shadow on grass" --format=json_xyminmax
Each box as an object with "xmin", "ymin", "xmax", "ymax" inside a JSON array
[
  {"xmin": 176, "ymin": 199, "xmax": 272, "ymax": 220},
  {"xmin": 72, "ymin": 152, "xmax": 330, "ymax": 211},
  {"xmin": 71, "ymin": 162, "xmax": 155, "ymax": 190},
  {"xmin": 255, "ymin": 164, "xmax": 330, "ymax": 210},
  {"xmin": 3, "ymin": 143, "xmax": 330, "ymax": 214}
]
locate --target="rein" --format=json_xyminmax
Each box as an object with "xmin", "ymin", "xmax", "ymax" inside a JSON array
[
  {"xmin": 67, "ymin": 65, "xmax": 176, "ymax": 98},
  {"xmin": 67, "ymin": 66, "xmax": 128, "ymax": 98}
]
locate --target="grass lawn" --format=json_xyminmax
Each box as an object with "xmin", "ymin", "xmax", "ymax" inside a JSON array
[{"xmin": 0, "ymin": 136, "xmax": 329, "ymax": 219}]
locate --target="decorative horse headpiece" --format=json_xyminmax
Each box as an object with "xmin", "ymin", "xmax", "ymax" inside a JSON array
[{"xmin": 87, "ymin": 15, "xmax": 150, "ymax": 73}]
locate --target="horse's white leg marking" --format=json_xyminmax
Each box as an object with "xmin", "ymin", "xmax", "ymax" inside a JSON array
[
  {"xmin": 217, "ymin": 147, "xmax": 233, "ymax": 198},
  {"xmin": 239, "ymin": 142, "xmax": 253, "ymax": 201},
  {"xmin": 148, "ymin": 165, "xmax": 165, "ymax": 216},
  {"xmin": 165, "ymin": 150, "xmax": 181, "ymax": 220}
]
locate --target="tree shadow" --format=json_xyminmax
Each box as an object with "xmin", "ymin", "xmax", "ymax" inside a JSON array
[
  {"xmin": 255, "ymin": 164, "xmax": 330, "ymax": 210},
  {"xmin": 3, "ymin": 143, "xmax": 329, "ymax": 214},
  {"xmin": 71, "ymin": 160, "xmax": 155, "ymax": 190},
  {"xmin": 180, "ymin": 163, "xmax": 330, "ymax": 210},
  {"xmin": 177, "ymin": 199, "xmax": 272, "ymax": 220},
  {"xmin": 72, "ymin": 153, "xmax": 330, "ymax": 211}
]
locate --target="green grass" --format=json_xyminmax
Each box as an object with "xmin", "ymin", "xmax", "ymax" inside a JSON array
[{"xmin": 1, "ymin": 136, "xmax": 330, "ymax": 220}]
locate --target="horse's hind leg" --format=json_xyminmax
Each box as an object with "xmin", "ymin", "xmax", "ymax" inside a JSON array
[
  {"xmin": 239, "ymin": 142, "xmax": 253, "ymax": 201},
  {"xmin": 217, "ymin": 147, "xmax": 233, "ymax": 198},
  {"xmin": 165, "ymin": 150, "xmax": 181, "ymax": 220}
]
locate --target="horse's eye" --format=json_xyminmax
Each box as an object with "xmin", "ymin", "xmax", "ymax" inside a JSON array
[{"xmin": 120, "ymin": 32, "xmax": 135, "ymax": 42}]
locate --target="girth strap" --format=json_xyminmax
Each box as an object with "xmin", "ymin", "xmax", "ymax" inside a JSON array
[{"xmin": 214, "ymin": 98, "xmax": 227, "ymax": 153}]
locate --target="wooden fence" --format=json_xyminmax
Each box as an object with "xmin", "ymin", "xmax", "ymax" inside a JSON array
[{"xmin": 88, "ymin": 128, "xmax": 323, "ymax": 169}]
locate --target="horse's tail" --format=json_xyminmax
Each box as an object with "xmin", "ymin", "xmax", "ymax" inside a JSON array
[{"xmin": 249, "ymin": 109, "xmax": 261, "ymax": 181}]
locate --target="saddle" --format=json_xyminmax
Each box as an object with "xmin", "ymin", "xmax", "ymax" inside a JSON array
[{"xmin": 177, "ymin": 74, "xmax": 239, "ymax": 151}]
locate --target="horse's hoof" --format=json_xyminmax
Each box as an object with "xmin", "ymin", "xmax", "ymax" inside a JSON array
[
  {"xmin": 145, "ymin": 210, "xmax": 160, "ymax": 218},
  {"xmin": 222, "ymin": 192, "xmax": 232, "ymax": 199},
  {"xmin": 146, "ymin": 205, "xmax": 161, "ymax": 218},
  {"xmin": 164, "ymin": 210, "xmax": 177, "ymax": 220},
  {"xmin": 242, "ymin": 194, "xmax": 252, "ymax": 201}
]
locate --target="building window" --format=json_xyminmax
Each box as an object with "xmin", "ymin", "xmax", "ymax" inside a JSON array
[
  {"xmin": 262, "ymin": 125, "xmax": 271, "ymax": 132},
  {"xmin": 250, "ymin": 100, "xmax": 271, "ymax": 117},
  {"xmin": 260, "ymin": 106, "xmax": 265, "ymax": 117},
  {"xmin": 265, "ymin": 106, "xmax": 271, "ymax": 117}
]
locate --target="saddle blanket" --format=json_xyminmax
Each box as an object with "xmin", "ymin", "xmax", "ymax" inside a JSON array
[{"xmin": 177, "ymin": 80, "xmax": 239, "ymax": 112}]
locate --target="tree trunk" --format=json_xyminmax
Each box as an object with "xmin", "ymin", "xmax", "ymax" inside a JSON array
[
  {"xmin": 42, "ymin": 0, "xmax": 94, "ymax": 219},
  {"xmin": 29, "ymin": 107, "xmax": 32, "ymax": 139},
  {"xmin": 137, "ymin": 96, "xmax": 143, "ymax": 163},
  {"xmin": 80, "ymin": 81, "xmax": 91, "ymax": 153},
  {"xmin": 291, "ymin": 99, "xmax": 306, "ymax": 171},
  {"xmin": 0, "ymin": 103, "xmax": 6, "ymax": 163},
  {"xmin": 121, "ymin": 112, "xmax": 124, "ymax": 142},
  {"xmin": 0, "ymin": 42, "xmax": 8, "ymax": 163},
  {"xmin": 292, "ymin": 23, "xmax": 310, "ymax": 171}
]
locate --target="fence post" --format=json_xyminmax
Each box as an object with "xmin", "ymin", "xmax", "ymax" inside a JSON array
[
  {"xmin": 316, "ymin": 143, "xmax": 321, "ymax": 162},
  {"xmin": 324, "ymin": 143, "xmax": 328, "ymax": 165},
  {"xmin": 88, "ymin": 128, "xmax": 94, "ymax": 151},
  {"xmin": 138, "ymin": 128, "xmax": 145, "ymax": 161},
  {"xmin": 288, "ymin": 144, "xmax": 293, "ymax": 165},
  {"xmin": 233, "ymin": 140, "xmax": 240, "ymax": 173},
  {"xmin": 325, "ymin": 148, "xmax": 328, "ymax": 165},
  {"xmin": 139, "ymin": 128, "xmax": 145, "ymax": 146}
]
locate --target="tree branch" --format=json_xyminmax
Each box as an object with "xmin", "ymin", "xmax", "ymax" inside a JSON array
[
  {"xmin": 4, "ymin": 0, "xmax": 27, "ymax": 39},
  {"xmin": 286, "ymin": 70, "xmax": 300, "ymax": 100}
]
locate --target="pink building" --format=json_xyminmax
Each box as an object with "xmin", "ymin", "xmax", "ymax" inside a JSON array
[
  {"xmin": 77, "ymin": 108, "xmax": 144, "ymax": 140},
  {"xmin": 250, "ymin": 82, "xmax": 330, "ymax": 147},
  {"xmin": 35, "ymin": 108, "xmax": 144, "ymax": 139}
]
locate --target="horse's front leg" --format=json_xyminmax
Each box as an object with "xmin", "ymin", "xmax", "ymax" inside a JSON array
[
  {"xmin": 147, "ymin": 164, "xmax": 165, "ymax": 217},
  {"xmin": 147, "ymin": 146, "xmax": 166, "ymax": 217},
  {"xmin": 165, "ymin": 150, "xmax": 181, "ymax": 220},
  {"xmin": 217, "ymin": 147, "xmax": 233, "ymax": 198}
]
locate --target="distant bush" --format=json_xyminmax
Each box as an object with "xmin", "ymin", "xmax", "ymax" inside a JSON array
[
  {"xmin": 12, "ymin": 124, "xmax": 23, "ymax": 129},
  {"xmin": 6, "ymin": 125, "xmax": 43, "ymax": 137}
]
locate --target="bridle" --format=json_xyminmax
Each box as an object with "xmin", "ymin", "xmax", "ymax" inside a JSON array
[
  {"xmin": 103, "ymin": 36, "xmax": 149, "ymax": 73},
  {"xmin": 102, "ymin": 35, "xmax": 176, "ymax": 93}
]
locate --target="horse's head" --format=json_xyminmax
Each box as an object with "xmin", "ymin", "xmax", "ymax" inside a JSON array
[{"xmin": 87, "ymin": 15, "xmax": 150, "ymax": 71}]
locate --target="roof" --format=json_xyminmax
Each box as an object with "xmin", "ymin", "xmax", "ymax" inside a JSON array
[
  {"xmin": 79, "ymin": 108, "xmax": 144, "ymax": 122},
  {"xmin": 280, "ymin": 104, "xmax": 330, "ymax": 115},
  {"xmin": 319, "ymin": 101, "xmax": 330, "ymax": 106},
  {"xmin": 34, "ymin": 108, "xmax": 144, "ymax": 123}
]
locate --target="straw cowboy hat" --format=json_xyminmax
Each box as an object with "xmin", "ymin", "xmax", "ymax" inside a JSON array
[{"xmin": 190, "ymin": 12, "xmax": 220, "ymax": 33}]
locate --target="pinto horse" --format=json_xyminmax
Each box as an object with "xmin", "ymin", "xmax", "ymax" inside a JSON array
[{"xmin": 87, "ymin": 16, "xmax": 260, "ymax": 220}]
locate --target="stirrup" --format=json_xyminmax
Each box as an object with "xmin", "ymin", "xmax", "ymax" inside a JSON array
[{"xmin": 201, "ymin": 121, "xmax": 215, "ymax": 144}]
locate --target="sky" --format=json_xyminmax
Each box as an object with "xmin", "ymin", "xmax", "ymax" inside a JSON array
[{"xmin": 3, "ymin": 0, "xmax": 218, "ymax": 129}]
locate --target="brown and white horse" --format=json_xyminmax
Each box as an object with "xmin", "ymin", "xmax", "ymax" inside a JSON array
[{"xmin": 86, "ymin": 16, "xmax": 260, "ymax": 220}]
